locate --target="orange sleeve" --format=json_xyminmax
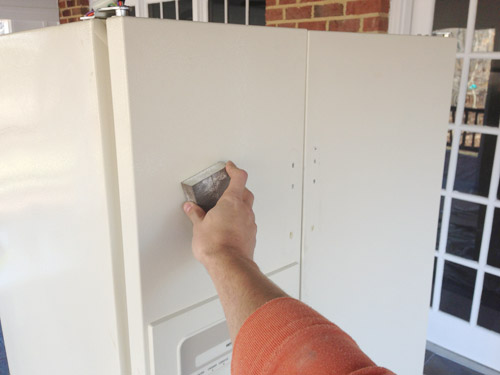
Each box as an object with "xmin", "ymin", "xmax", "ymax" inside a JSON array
[{"xmin": 231, "ymin": 297, "xmax": 395, "ymax": 375}]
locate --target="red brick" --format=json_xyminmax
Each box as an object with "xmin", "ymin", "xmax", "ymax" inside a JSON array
[
  {"xmin": 266, "ymin": 0, "xmax": 276, "ymax": 6},
  {"xmin": 71, "ymin": 7, "xmax": 88, "ymax": 15},
  {"xmin": 66, "ymin": 0, "xmax": 74, "ymax": 7},
  {"xmin": 277, "ymin": 22, "xmax": 296, "ymax": 27},
  {"xmin": 346, "ymin": 0, "xmax": 389, "ymax": 15},
  {"xmin": 266, "ymin": 8, "xmax": 283, "ymax": 21},
  {"xmin": 58, "ymin": 0, "xmax": 67, "ymax": 8},
  {"xmin": 298, "ymin": 21, "xmax": 327, "ymax": 30},
  {"xmin": 60, "ymin": 18, "xmax": 69, "ymax": 24},
  {"xmin": 314, "ymin": 3, "xmax": 343, "ymax": 17},
  {"xmin": 80, "ymin": 0, "xmax": 90, "ymax": 5},
  {"xmin": 280, "ymin": 0, "xmax": 296, "ymax": 4},
  {"xmin": 69, "ymin": 17, "xmax": 80, "ymax": 22},
  {"xmin": 62, "ymin": 9, "xmax": 71, "ymax": 16},
  {"xmin": 285, "ymin": 6, "xmax": 312, "ymax": 20},
  {"xmin": 329, "ymin": 18, "xmax": 360, "ymax": 32},
  {"xmin": 299, "ymin": 0, "xmax": 322, "ymax": 3},
  {"xmin": 363, "ymin": 16, "xmax": 388, "ymax": 31}
]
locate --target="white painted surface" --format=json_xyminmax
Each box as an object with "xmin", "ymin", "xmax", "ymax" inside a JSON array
[
  {"xmin": 301, "ymin": 31, "xmax": 456, "ymax": 375},
  {"xmin": 106, "ymin": 17, "xmax": 307, "ymax": 374},
  {"xmin": 0, "ymin": 21, "xmax": 129, "ymax": 375}
]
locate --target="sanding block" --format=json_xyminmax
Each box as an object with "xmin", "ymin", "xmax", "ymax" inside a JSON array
[{"xmin": 181, "ymin": 161, "xmax": 231, "ymax": 212}]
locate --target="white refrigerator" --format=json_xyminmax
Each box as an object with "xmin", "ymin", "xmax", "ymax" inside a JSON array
[{"xmin": 0, "ymin": 17, "xmax": 456, "ymax": 375}]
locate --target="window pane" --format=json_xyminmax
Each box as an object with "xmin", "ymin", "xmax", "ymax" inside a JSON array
[
  {"xmin": 229, "ymin": 0, "xmax": 245, "ymax": 24},
  {"xmin": 475, "ymin": 0, "xmax": 500, "ymax": 52},
  {"xmin": 0, "ymin": 320, "xmax": 9, "ymax": 374},
  {"xmin": 465, "ymin": 60, "xmax": 500, "ymax": 127},
  {"xmin": 128, "ymin": 6, "xmax": 136, "ymax": 17},
  {"xmin": 432, "ymin": 0, "xmax": 469, "ymax": 52},
  {"xmin": 436, "ymin": 196, "xmax": 445, "ymax": 249},
  {"xmin": 249, "ymin": 0, "xmax": 265, "ymax": 26},
  {"xmin": 477, "ymin": 273, "xmax": 500, "ymax": 333},
  {"xmin": 208, "ymin": 0, "xmax": 225, "ymax": 23},
  {"xmin": 487, "ymin": 208, "xmax": 500, "ymax": 268},
  {"xmin": 450, "ymin": 59, "xmax": 463, "ymax": 123},
  {"xmin": 148, "ymin": 2, "xmax": 161, "ymax": 18},
  {"xmin": 179, "ymin": 0, "xmax": 193, "ymax": 20},
  {"xmin": 440, "ymin": 261, "xmax": 477, "ymax": 321},
  {"xmin": 431, "ymin": 257, "xmax": 437, "ymax": 307},
  {"xmin": 442, "ymin": 131, "xmax": 452, "ymax": 189},
  {"xmin": 454, "ymin": 133, "xmax": 496, "ymax": 197},
  {"xmin": 446, "ymin": 199, "xmax": 486, "ymax": 261},
  {"xmin": 163, "ymin": 1, "xmax": 176, "ymax": 19}
]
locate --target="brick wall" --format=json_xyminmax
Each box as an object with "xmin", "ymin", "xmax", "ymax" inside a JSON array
[
  {"xmin": 265, "ymin": 0, "xmax": 389, "ymax": 32},
  {"xmin": 59, "ymin": 0, "xmax": 90, "ymax": 24}
]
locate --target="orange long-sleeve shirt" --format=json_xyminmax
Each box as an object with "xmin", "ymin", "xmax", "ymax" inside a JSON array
[{"xmin": 232, "ymin": 297, "xmax": 395, "ymax": 375}]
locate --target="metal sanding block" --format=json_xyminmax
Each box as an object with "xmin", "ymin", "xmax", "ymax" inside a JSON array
[{"xmin": 181, "ymin": 161, "xmax": 230, "ymax": 212}]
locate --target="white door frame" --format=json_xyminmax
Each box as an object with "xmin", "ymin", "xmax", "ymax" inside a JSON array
[{"xmin": 390, "ymin": 0, "xmax": 500, "ymax": 370}]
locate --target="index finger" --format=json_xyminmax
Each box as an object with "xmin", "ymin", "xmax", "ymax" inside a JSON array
[{"xmin": 225, "ymin": 161, "xmax": 248, "ymax": 196}]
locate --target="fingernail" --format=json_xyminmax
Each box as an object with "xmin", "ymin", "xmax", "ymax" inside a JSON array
[{"xmin": 183, "ymin": 202, "xmax": 192, "ymax": 212}]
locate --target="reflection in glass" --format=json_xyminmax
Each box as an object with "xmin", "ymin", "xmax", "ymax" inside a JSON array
[
  {"xmin": 478, "ymin": 273, "xmax": 500, "ymax": 333},
  {"xmin": 446, "ymin": 199, "xmax": 486, "ymax": 261},
  {"xmin": 436, "ymin": 197, "xmax": 445, "ymax": 249},
  {"xmin": 442, "ymin": 131, "xmax": 452, "ymax": 189},
  {"xmin": 450, "ymin": 60, "xmax": 463, "ymax": 123},
  {"xmin": 487, "ymin": 208, "xmax": 500, "ymax": 268},
  {"xmin": 454, "ymin": 133, "xmax": 496, "ymax": 197},
  {"xmin": 148, "ymin": 2, "xmax": 161, "ymax": 18},
  {"xmin": 465, "ymin": 60, "xmax": 500, "ymax": 127},
  {"xmin": 431, "ymin": 257, "xmax": 437, "ymax": 307},
  {"xmin": 475, "ymin": 0, "xmax": 500, "ymax": 52},
  {"xmin": 440, "ymin": 261, "xmax": 477, "ymax": 321},
  {"xmin": 163, "ymin": 1, "xmax": 176, "ymax": 19},
  {"xmin": 249, "ymin": 0, "xmax": 265, "ymax": 25},
  {"xmin": 432, "ymin": 0, "xmax": 469, "ymax": 52}
]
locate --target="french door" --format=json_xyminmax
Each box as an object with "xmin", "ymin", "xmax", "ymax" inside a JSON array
[{"xmin": 410, "ymin": 0, "xmax": 500, "ymax": 370}]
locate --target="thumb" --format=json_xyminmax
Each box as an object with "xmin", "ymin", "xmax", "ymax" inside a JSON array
[{"xmin": 183, "ymin": 202, "xmax": 206, "ymax": 225}]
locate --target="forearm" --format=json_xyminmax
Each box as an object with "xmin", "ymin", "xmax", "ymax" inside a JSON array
[{"xmin": 204, "ymin": 253, "xmax": 287, "ymax": 343}]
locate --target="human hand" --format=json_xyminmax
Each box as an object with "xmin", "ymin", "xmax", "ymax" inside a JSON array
[{"xmin": 183, "ymin": 161, "xmax": 257, "ymax": 268}]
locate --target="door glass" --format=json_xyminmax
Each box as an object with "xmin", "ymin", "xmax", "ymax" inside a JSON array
[
  {"xmin": 474, "ymin": 0, "xmax": 500, "ymax": 52},
  {"xmin": 446, "ymin": 199, "xmax": 486, "ymax": 261},
  {"xmin": 249, "ymin": 0, "xmax": 265, "ymax": 26},
  {"xmin": 208, "ymin": 0, "xmax": 225, "ymax": 23},
  {"xmin": 465, "ymin": 60, "xmax": 500, "ymax": 127},
  {"xmin": 487, "ymin": 208, "xmax": 500, "ymax": 268},
  {"xmin": 440, "ymin": 261, "xmax": 477, "ymax": 321},
  {"xmin": 436, "ymin": 196, "xmax": 445, "ymax": 249},
  {"xmin": 454, "ymin": 133, "xmax": 496, "ymax": 197},
  {"xmin": 228, "ymin": 0, "xmax": 245, "ymax": 24},
  {"xmin": 442, "ymin": 131, "xmax": 452, "ymax": 189},
  {"xmin": 477, "ymin": 273, "xmax": 500, "ymax": 333},
  {"xmin": 0, "ymin": 320, "xmax": 8, "ymax": 374},
  {"xmin": 450, "ymin": 59, "xmax": 463, "ymax": 123},
  {"xmin": 432, "ymin": 0, "xmax": 470, "ymax": 52},
  {"xmin": 148, "ymin": 2, "xmax": 161, "ymax": 18},
  {"xmin": 431, "ymin": 257, "xmax": 437, "ymax": 306},
  {"xmin": 178, "ymin": 0, "xmax": 193, "ymax": 20},
  {"xmin": 163, "ymin": 1, "xmax": 176, "ymax": 19}
]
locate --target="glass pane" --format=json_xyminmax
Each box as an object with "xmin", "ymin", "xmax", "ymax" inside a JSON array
[
  {"xmin": 432, "ymin": 0, "xmax": 469, "ymax": 52},
  {"xmin": 440, "ymin": 261, "xmax": 477, "ymax": 321},
  {"xmin": 128, "ymin": 6, "xmax": 136, "ymax": 17},
  {"xmin": 477, "ymin": 273, "xmax": 500, "ymax": 333},
  {"xmin": 450, "ymin": 59, "xmax": 463, "ymax": 123},
  {"xmin": 475, "ymin": 0, "xmax": 500, "ymax": 52},
  {"xmin": 454, "ymin": 133, "xmax": 496, "ymax": 197},
  {"xmin": 0, "ymin": 320, "xmax": 9, "ymax": 374},
  {"xmin": 442, "ymin": 131, "xmax": 452, "ymax": 189},
  {"xmin": 148, "ymin": 2, "xmax": 161, "ymax": 18},
  {"xmin": 431, "ymin": 257, "xmax": 437, "ymax": 307},
  {"xmin": 228, "ymin": 0, "xmax": 245, "ymax": 24},
  {"xmin": 208, "ymin": 0, "xmax": 225, "ymax": 23},
  {"xmin": 446, "ymin": 199, "xmax": 486, "ymax": 261},
  {"xmin": 465, "ymin": 60, "xmax": 500, "ymax": 127},
  {"xmin": 487, "ymin": 208, "xmax": 500, "ymax": 268},
  {"xmin": 436, "ymin": 196, "xmax": 445, "ymax": 249},
  {"xmin": 249, "ymin": 0, "xmax": 265, "ymax": 26},
  {"xmin": 179, "ymin": 0, "xmax": 193, "ymax": 20},
  {"xmin": 162, "ymin": 1, "xmax": 176, "ymax": 19}
]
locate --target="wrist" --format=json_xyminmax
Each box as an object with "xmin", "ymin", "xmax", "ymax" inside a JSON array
[{"xmin": 201, "ymin": 250, "xmax": 258, "ymax": 275}]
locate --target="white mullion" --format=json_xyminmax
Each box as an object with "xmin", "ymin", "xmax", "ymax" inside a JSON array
[
  {"xmin": 432, "ymin": 0, "xmax": 479, "ymax": 312},
  {"xmin": 245, "ymin": 0, "xmax": 249, "ymax": 25},
  {"xmin": 449, "ymin": 191, "xmax": 489, "ymax": 205},
  {"xmin": 485, "ymin": 264, "xmax": 500, "ymax": 278},
  {"xmin": 470, "ymin": 129, "xmax": 500, "ymax": 326},
  {"xmin": 160, "ymin": 0, "xmax": 164, "ymax": 18},
  {"xmin": 455, "ymin": 124, "xmax": 500, "ymax": 136},
  {"xmin": 442, "ymin": 252, "xmax": 479, "ymax": 269},
  {"xmin": 224, "ymin": 0, "xmax": 228, "ymax": 23},
  {"xmin": 175, "ymin": 0, "xmax": 179, "ymax": 20}
]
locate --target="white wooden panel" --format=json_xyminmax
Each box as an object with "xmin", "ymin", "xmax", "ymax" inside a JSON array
[
  {"xmin": 0, "ymin": 21, "xmax": 129, "ymax": 375},
  {"xmin": 302, "ymin": 32, "xmax": 456, "ymax": 375},
  {"xmin": 106, "ymin": 17, "xmax": 307, "ymax": 374}
]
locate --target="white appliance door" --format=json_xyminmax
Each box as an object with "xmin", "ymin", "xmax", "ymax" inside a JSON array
[
  {"xmin": 0, "ymin": 21, "xmax": 129, "ymax": 375},
  {"xmin": 106, "ymin": 17, "xmax": 307, "ymax": 375},
  {"xmin": 301, "ymin": 31, "xmax": 456, "ymax": 375}
]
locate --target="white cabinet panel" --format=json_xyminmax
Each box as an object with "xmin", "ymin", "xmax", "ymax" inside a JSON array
[
  {"xmin": 0, "ymin": 21, "xmax": 128, "ymax": 374},
  {"xmin": 302, "ymin": 32, "xmax": 456, "ymax": 375},
  {"xmin": 106, "ymin": 17, "xmax": 307, "ymax": 374}
]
